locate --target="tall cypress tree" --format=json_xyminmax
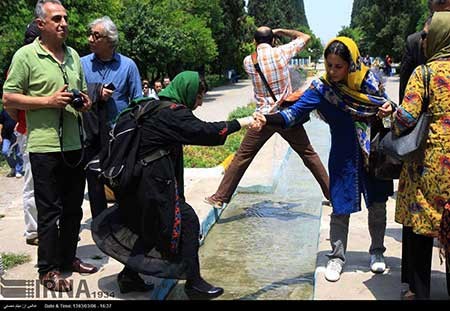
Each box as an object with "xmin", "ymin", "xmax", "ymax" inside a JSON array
[
  {"xmin": 247, "ymin": 0, "xmax": 308, "ymax": 29},
  {"xmin": 348, "ymin": 0, "xmax": 425, "ymax": 60},
  {"xmin": 213, "ymin": 0, "xmax": 248, "ymax": 73},
  {"xmin": 247, "ymin": 0, "xmax": 285, "ymax": 28},
  {"xmin": 285, "ymin": 0, "xmax": 309, "ymax": 29}
]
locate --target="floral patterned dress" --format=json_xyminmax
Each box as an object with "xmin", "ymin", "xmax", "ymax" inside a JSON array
[{"xmin": 393, "ymin": 60, "xmax": 450, "ymax": 237}]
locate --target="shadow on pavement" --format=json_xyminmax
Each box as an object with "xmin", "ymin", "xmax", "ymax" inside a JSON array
[{"xmin": 316, "ymin": 250, "xmax": 401, "ymax": 273}]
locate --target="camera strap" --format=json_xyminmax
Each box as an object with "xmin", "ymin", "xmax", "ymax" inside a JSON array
[
  {"xmin": 59, "ymin": 109, "xmax": 85, "ymax": 169},
  {"xmin": 57, "ymin": 62, "xmax": 85, "ymax": 168}
]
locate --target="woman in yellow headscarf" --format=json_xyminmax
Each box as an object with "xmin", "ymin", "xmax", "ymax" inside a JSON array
[
  {"xmin": 389, "ymin": 11, "xmax": 450, "ymax": 299},
  {"xmin": 254, "ymin": 37, "xmax": 395, "ymax": 282}
]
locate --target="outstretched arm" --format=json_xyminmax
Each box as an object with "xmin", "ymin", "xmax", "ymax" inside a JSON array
[{"xmin": 273, "ymin": 28, "xmax": 310, "ymax": 44}]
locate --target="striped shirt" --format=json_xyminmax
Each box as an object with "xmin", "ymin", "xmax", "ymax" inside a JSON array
[{"xmin": 243, "ymin": 38, "xmax": 306, "ymax": 114}]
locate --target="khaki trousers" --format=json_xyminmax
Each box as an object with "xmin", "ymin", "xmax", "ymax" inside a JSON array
[{"xmin": 213, "ymin": 124, "xmax": 330, "ymax": 203}]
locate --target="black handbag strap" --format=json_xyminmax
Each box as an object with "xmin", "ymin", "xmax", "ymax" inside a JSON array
[
  {"xmin": 251, "ymin": 52, "xmax": 278, "ymax": 103},
  {"xmin": 421, "ymin": 64, "xmax": 431, "ymax": 113}
]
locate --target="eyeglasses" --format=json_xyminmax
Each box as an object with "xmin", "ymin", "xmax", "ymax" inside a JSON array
[
  {"xmin": 88, "ymin": 31, "xmax": 107, "ymax": 41},
  {"xmin": 421, "ymin": 30, "xmax": 428, "ymax": 40}
]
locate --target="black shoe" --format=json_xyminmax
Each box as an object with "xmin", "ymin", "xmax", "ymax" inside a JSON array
[
  {"xmin": 26, "ymin": 237, "xmax": 39, "ymax": 246},
  {"xmin": 184, "ymin": 278, "xmax": 224, "ymax": 300},
  {"xmin": 117, "ymin": 268, "xmax": 154, "ymax": 294}
]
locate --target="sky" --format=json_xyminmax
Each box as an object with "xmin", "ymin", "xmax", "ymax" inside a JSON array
[{"xmin": 304, "ymin": 0, "xmax": 354, "ymax": 45}]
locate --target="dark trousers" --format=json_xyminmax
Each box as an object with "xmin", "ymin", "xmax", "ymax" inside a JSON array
[
  {"xmin": 401, "ymin": 226, "xmax": 450, "ymax": 299},
  {"xmin": 179, "ymin": 202, "xmax": 201, "ymax": 281},
  {"xmin": 30, "ymin": 151, "xmax": 85, "ymax": 275},
  {"xmin": 212, "ymin": 125, "xmax": 330, "ymax": 203},
  {"xmin": 85, "ymin": 146, "xmax": 107, "ymax": 219}
]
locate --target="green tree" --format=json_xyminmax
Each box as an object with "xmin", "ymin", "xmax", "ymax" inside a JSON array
[
  {"xmin": 247, "ymin": 0, "xmax": 285, "ymax": 29},
  {"xmin": 349, "ymin": 0, "xmax": 424, "ymax": 60},
  {"xmin": 247, "ymin": 0, "xmax": 308, "ymax": 29},
  {"xmin": 284, "ymin": 0, "xmax": 309, "ymax": 29},
  {"xmin": 118, "ymin": 0, "xmax": 217, "ymax": 79},
  {"xmin": 63, "ymin": 0, "xmax": 123, "ymax": 55},
  {"xmin": 0, "ymin": 0, "xmax": 34, "ymax": 90},
  {"xmin": 297, "ymin": 26, "xmax": 323, "ymax": 62},
  {"xmin": 213, "ymin": 0, "xmax": 248, "ymax": 75},
  {"xmin": 0, "ymin": 0, "xmax": 260, "ymax": 92},
  {"xmin": 337, "ymin": 26, "xmax": 365, "ymax": 49},
  {"xmin": 0, "ymin": 0, "xmax": 122, "ymax": 91}
]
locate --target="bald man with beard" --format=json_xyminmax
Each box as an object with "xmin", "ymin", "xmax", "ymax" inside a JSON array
[{"xmin": 206, "ymin": 25, "xmax": 330, "ymax": 210}]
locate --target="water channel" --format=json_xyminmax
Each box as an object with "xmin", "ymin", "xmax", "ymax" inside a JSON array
[{"xmin": 168, "ymin": 116, "xmax": 331, "ymax": 300}]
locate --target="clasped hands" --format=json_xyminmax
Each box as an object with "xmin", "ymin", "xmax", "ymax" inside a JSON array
[
  {"xmin": 377, "ymin": 101, "xmax": 394, "ymax": 118},
  {"xmin": 237, "ymin": 112, "xmax": 267, "ymax": 131}
]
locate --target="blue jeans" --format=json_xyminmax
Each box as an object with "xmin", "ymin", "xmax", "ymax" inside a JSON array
[{"xmin": 1, "ymin": 134, "xmax": 23, "ymax": 174}]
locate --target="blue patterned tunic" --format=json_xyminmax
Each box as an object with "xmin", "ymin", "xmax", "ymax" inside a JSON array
[{"xmin": 279, "ymin": 71, "xmax": 393, "ymax": 214}]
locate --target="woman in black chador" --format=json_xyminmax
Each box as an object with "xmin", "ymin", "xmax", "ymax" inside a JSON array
[{"xmin": 92, "ymin": 71, "xmax": 252, "ymax": 299}]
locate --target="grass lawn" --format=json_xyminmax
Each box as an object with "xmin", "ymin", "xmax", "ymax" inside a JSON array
[
  {"xmin": 183, "ymin": 103, "xmax": 255, "ymax": 168},
  {"xmin": 1, "ymin": 252, "xmax": 32, "ymax": 270}
]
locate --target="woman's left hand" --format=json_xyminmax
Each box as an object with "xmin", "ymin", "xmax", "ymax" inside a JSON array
[{"xmin": 377, "ymin": 102, "xmax": 394, "ymax": 118}]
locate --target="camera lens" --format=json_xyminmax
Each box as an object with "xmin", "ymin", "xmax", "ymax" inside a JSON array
[{"xmin": 70, "ymin": 89, "xmax": 84, "ymax": 110}]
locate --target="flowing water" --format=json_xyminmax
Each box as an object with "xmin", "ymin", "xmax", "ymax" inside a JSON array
[{"xmin": 168, "ymin": 118, "xmax": 331, "ymax": 300}]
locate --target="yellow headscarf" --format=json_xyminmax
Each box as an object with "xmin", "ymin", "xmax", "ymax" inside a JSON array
[
  {"xmin": 322, "ymin": 37, "xmax": 377, "ymax": 105},
  {"xmin": 316, "ymin": 36, "xmax": 391, "ymax": 169}
]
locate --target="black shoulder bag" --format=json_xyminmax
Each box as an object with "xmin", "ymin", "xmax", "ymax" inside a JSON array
[{"xmin": 379, "ymin": 65, "xmax": 432, "ymax": 161}]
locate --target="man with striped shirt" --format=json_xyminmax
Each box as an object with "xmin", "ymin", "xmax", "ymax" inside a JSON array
[{"xmin": 206, "ymin": 26, "xmax": 330, "ymax": 208}]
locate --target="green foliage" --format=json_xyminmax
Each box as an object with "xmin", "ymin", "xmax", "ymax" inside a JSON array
[
  {"xmin": 248, "ymin": 0, "xmax": 308, "ymax": 29},
  {"xmin": 205, "ymin": 74, "xmax": 228, "ymax": 89},
  {"xmin": 246, "ymin": 1, "xmax": 321, "ymax": 63},
  {"xmin": 296, "ymin": 26, "xmax": 323, "ymax": 62},
  {"xmin": 62, "ymin": 0, "xmax": 123, "ymax": 56},
  {"xmin": 416, "ymin": 0, "xmax": 431, "ymax": 32},
  {"xmin": 1, "ymin": 252, "xmax": 32, "ymax": 270},
  {"xmin": 183, "ymin": 131, "xmax": 245, "ymax": 168},
  {"xmin": 227, "ymin": 103, "xmax": 256, "ymax": 121},
  {"xmin": 0, "ymin": 156, "xmax": 8, "ymax": 173},
  {"xmin": 212, "ymin": 0, "xmax": 249, "ymax": 75},
  {"xmin": 348, "ymin": 0, "xmax": 426, "ymax": 60},
  {"xmin": 184, "ymin": 103, "xmax": 255, "ymax": 168},
  {"xmin": 0, "ymin": 0, "xmax": 34, "ymax": 90},
  {"xmin": 118, "ymin": 0, "xmax": 218, "ymax": 79},
  {"xmin": 337, "ymin": 26, "xmax": 365, "ymax": 45}
]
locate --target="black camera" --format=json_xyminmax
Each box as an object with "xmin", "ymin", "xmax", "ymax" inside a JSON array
[
  {"xmin": 70, "ymin": 89, "xmax": 84, "ymax": 110},
  {"xmin": 104, "ymin": 82, "xmax": 116, "ymax": 91}
]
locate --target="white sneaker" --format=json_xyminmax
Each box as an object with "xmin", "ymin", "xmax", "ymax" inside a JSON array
[
  {"xmin": 370, "ymin": 253, "xmax": 386, "ymax": 273},
  {"xmin": 325, "ymin": 259, "xmax": 343, "ymax": 282},
  {"xmin": 15, "ymin": 172, "xmax": 23, "ymax": 178}
]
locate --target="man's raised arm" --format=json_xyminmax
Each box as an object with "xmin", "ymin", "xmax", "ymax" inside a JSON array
[{"xmin": 273, "ymin": 28, "xmax": 310, "ymax": 44}]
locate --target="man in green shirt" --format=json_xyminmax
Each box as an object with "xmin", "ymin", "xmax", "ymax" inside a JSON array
[{"xmin": 2, "ymin": 0, "xmax": 97, "ymax": 292}]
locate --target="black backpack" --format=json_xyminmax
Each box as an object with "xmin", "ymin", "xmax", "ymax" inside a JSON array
[{"xmin": 89, "ymin": 98, "xmax": 172, "ymax": 195}]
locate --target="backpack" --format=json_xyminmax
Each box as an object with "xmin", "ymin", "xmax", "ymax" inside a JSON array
[{"xmin": 88, "ymin": 98, "xmax": 172, "ymax": 196}]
